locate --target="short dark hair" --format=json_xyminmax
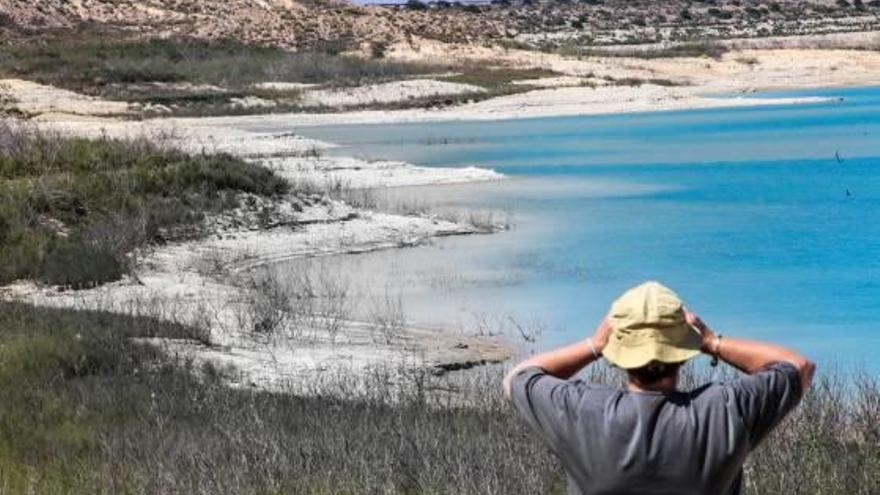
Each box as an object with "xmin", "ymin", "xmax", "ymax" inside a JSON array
[{"xmin": 627, "ymin": 361, "xmax": 682, "ymax": 385}]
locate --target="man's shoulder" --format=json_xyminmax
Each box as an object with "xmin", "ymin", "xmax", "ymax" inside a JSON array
[
  {"xmin": 713, "ymin": 362, "xmax": 803, "ymax": 400},
  {"xmin": 508, "ymin": 366, "xmax": 625, "ymax": 417},
  {"xmin": 510, "ymin": 366, "xmax": 619, "ymax": 396}
]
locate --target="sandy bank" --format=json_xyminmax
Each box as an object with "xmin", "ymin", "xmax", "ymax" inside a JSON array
[
  {"xmin": 300, "ymin": 79, "xmax": 485, "ymax": 108},
  {"xmin": 0, "ymin": 79, "xmax": 131, "ymax": 116},
  {"xmin": 262, "ymin": 155, "xmax": 503, "ymax": 189},
  {"xmin": 4, "ymin": 199, "xmax": 511, "ymax": 391},
  {"xmin": 2, "ymin": 89, "xmax": 510, "ymax": 390},
  {"xmin": 181, "ymin": 85, "xmax": 833, "ymax": 127}
]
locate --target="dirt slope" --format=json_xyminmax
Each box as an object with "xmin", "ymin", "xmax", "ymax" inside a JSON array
[
  {"xmin": 4, "ymin": 0, "xmax": 879, "ymax": 52},
  {"xmin": 0, "ymin": 0, "xmax": 508, "ymax": 49}
]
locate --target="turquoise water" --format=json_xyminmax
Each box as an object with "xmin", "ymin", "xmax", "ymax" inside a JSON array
[{"xmin": 281, "ymin": 87, "xmax": 880, "ymax": 373}]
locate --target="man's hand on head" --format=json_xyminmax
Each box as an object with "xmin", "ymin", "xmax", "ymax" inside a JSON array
[
  {"xmin": 685, "ymin": 310, "xmax": 717, "ymax": 354},
  {"xmin": 590, "ymin": 315, "xmax": 614, "ymax": 355},
  {"xmin": 686, "ymin": 308, "xmax": 815, "ymax": 388}
]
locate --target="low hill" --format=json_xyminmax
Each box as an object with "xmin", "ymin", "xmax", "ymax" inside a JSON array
[{"xmin": 2, "ymin": 0, "xmax": 879, "ymax": 51}]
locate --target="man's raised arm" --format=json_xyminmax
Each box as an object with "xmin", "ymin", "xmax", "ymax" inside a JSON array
[
  {"xmin": 502, "ymin": 316, "xmax": 612, "ymax": 399},
  {"xmin": 687, "ymin": 311, "xmax": 816, "ymax": 390}
]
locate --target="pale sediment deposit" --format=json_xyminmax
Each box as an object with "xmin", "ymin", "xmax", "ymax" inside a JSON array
[
  {"xmin": 299, "ymin": 79, "xmax": 486, "ymax": 108},
  {"xmin": 263, "ymin": 155, "xmax": 504, "ymax": 189},
  {"xmin": 156, "ymin": 85, "xmax": 832, "ymax": 128},
  {"xmin": 0, "ymin": 78, "xmax": 132, "ymax": 117},
  {"xmin": 4, "ymin": 200, "xmax": 511, "ymax": 391}
]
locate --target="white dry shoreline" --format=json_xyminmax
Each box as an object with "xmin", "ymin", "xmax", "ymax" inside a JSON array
[
  {"xmin": 173, "ymin": 87, "xmax": 833, "ymax": 128},
  {"xmin": 5, "ymin": 205, "xmax": 512, "ymax": 391},
  {"xmin": 1, "ymin": 89, "xmax": 511, "ymax": 391}
]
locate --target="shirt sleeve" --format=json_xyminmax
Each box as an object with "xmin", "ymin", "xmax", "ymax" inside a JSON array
[
  {"xmin": 725, "ymin": 361, "xmax": 803, "ymax": 448},
  {"xmin": 508, "ymin": 366, "xmax": 582, "ymax": 450}
]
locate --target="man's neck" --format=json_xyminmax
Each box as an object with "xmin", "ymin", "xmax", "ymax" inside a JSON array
[{"xmin": 627, "ymin": 378, "xmax": 678, "ymax": 393}]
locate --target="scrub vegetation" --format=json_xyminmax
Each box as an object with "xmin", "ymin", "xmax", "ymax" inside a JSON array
[
  {"xmin": 0, "ymin": 29, "xmax": 442, "ymax": 116},
  {"xmin": 0, "ymin": 123, "xmax": 288, "ymax": 287},
  {"xmin": 0, "ymin": 300, "xmax": 877, "ymax": 494},
  {"xmin": 442, "ymin": 65, "xmax": 559, "ymax": 88},
  {"xmin": 0, "ymin": 29, "xmax": 570, "ymax": 117},
  {"xmin": 554, "ymin": 40, "xmax": 730, "ymax": 61}
]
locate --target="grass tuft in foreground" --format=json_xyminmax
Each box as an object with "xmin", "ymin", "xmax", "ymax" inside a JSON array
[
  {"xmin": 0, "ymin": 123, "xmax": 288, "ymax": 288},
  {"xmin": 0, "ymin": 302, "xmax": 561, "ymax": 494},
  {"xmin": 0, "ymin": 301, "xmax": 877, "ymax": 494}
]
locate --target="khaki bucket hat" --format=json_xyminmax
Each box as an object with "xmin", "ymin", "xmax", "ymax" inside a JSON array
[{"xmin": 602, "ymin": 281, "xmax": 702, "ymax": 369}]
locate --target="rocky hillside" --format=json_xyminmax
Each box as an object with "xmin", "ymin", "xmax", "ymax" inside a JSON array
[
  {"xmin": 497, "ymin": 0, "xmax": 880, "ymax": 46},
  {"xmin": 0, "ymin": 0, "xmax": 509, "ymax": 50},
  {"xmin": 1, "ymin": 0, "xmax": 878, "ymax": 51}
]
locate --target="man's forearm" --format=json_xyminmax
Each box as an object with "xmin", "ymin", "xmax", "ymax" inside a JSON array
[
  {"xmin": 503, "ymin": 338, "xmax": 601, "ymax": 399},
  {"xmin": 688, "ymin": 311, "xmax": 816, "ymax": 390},
  {"xmin": 713, "ymin": 336, "xmax": 816, "ymax": 389},
  {"xmin": 519, "ymin": 339, "xmax": 602, "ymax": 379}
]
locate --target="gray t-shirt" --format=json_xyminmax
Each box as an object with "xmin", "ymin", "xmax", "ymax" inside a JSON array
[{"xmin": 509, "ymin": 362, "xmax": 803, "ymax": 495}]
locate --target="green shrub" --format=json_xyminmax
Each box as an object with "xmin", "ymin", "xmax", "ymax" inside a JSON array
[
  {"xmin": 0, "ymin": 32, "xmax": 441, "ymax": 98},
  {"xmin": 38, "ymin": 241, "xmax": 124, "ymax": 288},
  {"xmin": 573, "ymin": 41, "xmax": 729, "ymax": 61},
  {"xmin": 0, "ymin": 124, "xmax": 289, "ymax": 287},
  {"xmin": 406, "ymin": 0, "xmax": 429, "ymax": 10}
]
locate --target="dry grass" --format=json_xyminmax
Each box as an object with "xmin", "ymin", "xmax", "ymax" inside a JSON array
[
  {"xmin": 0, "ymin": 31, "xmax": 443, "ymax": 116},
  {"xmin": 0, "ymin": 299, "xmax": 877, "ymax": 494},
  {"xmin": 559, "ymin": 40, "xmax": 730, "ymax": 61}
]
